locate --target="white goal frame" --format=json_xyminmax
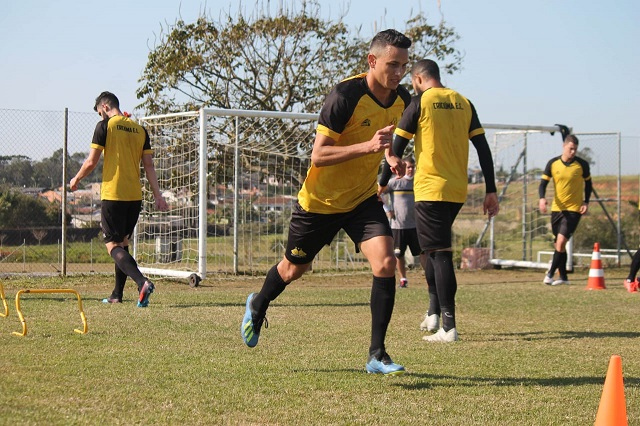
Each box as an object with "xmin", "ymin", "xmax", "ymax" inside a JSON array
[{"xmin": 134, "ymin": 107, "xmax": 618, "ymax": 282}]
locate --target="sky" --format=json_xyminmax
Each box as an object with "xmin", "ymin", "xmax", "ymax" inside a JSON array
[{"xmin": 1, "ymin": 0, "xmax": 639, "ymax": 166}]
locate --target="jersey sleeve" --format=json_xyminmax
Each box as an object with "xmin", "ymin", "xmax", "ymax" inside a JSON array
[
  {"xmin": 577, "ymin": 157, "xmax": 591, "ymax": 180},
  {"xmin": 142, "ymin": 127, "xmax": 152, "ymax": 154},
  {"xmin": 316, "ymin": 88, "xmax": 352, "ymax": 141},
  {"xmin": 541, "ymin": 158, "xmax": 555, "ymax": 181},
  {"xmin": 394, "ymin": 95, "xmax": 421, "ymax": 140},
  {"xmin": 90, "ymin": 120, "xmax": 108, "ymax": 151},
  {"xmin": 468, "ymin": 101, "xmax": 485, "ymax": 139}
]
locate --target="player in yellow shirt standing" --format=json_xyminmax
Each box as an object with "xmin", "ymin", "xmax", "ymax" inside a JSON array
[
  {"xmin": 241, "ymin": 29, "xmax": 412, "ymax": 375},
  {"xmin": 379, "ymin": 59, "xmax": 499, "ymax": 343},
  {"xmin": 539, "ymin": 134, "xmax": 592, "ymax": 286},
  {"xmin": 70, "ymin": 91, "xmax": 168, "ymax": 307}
]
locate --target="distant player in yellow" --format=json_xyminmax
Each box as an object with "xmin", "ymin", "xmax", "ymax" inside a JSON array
[
  {"xmin": 70, "ymin": 91, "xmax": 168, "ymax": 306},
  {"xmin": 380, "ymin": 59, "xmax": 499, "ymax": 343},
  {"xmin": 539, "ymin": 134, "xmax": 592, "ymax": 286},
  {"xmin": 241, "ymin": 29, "xmax": 412, "ymax": 376}
]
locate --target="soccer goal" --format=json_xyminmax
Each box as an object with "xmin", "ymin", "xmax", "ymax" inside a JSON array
[
  {"xmin": 134, "ymin": 108, "xmax": 623, "ymax": 282},
  {"xmin": 469, "ymin": 129, "xmax": 623, "ymax": 270}
]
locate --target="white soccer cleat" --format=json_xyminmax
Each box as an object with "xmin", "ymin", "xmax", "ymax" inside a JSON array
[
  {"xmin": 422, "ymin": 327, "xmax": 458, "ymax": 342},
  {"xmin": 420, "ymin": 313, "xmax": 439, "ymax": 332},
  {"xmin": 543, "ymin": 275, "xmax": 554, "ymax": 285},
  {"xmin": 551, "ymin": 278, "xmax": 570, "ymax": 286}
]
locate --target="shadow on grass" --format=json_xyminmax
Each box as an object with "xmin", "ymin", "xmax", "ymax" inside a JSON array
[
  {"xmin": 167, "ymin": 301, "xmax": 369, "ymax": 309},
  {"xmin": 396, "ymin": 373, "xmax": 640, "ymax": 390},
  {"xmin": 488, "ymin": 330, "xmax": 640, "ymax": 340}
]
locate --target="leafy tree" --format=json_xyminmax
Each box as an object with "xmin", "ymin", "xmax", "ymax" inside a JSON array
[
  {"xmin": 136, "ymin": 0, "xmax": 463, "ymax": 204},
  {"xmin": 0, "ymin": 155, "xmax": 33, "ymax": 187},
  {"xmin": 0, "ymin": 186, "xmax": 64, "ymax": 229},
  {"xmin": 137, "ymin": 0, "xmax": 462, "ymax": 114}
]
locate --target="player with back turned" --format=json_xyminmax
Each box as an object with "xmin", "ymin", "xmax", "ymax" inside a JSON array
[{"xmin": 379, "ymin": 59, "xmax": 499, "ymax": 343}]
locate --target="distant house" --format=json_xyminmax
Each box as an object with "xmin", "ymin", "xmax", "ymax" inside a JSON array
[
  {"xmin": 71, "ymin": 211, "xmax": 101, "ymax": 228},
  {"xmin": 252, "ymin": 195, "xmax": 296, "ymax": 214}
]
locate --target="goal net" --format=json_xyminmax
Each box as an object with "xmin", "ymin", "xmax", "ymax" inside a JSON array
[
  {"xmin": 467, "ymin": 129, "xmax": 623, "ymax": 271},
  {"xmin": 134, "ymin": 108, "xmax": 623, "ymax": 282}
]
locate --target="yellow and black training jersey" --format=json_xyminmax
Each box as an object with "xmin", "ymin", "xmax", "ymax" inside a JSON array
[
  {"xmin": 394, "ymin": 87, "xmax": 484, "ymax": 203},
  {"xmin": 541, "ymin": 156, "xmax": 591, "ymax": 212},
  {"xmin": 298, "ymin": 73, "xmax": 411, "ymax": 213},
  {"xmin": 90, "ymin": 115, "xmax": 152, "ymax": 201}
]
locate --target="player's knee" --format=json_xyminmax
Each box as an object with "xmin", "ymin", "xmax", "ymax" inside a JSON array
[
  {"xmin": 378, "ymin": 255, "xmax": 397, "ymax": 275},
  {"xmin": 278, "ymin": 260, "xmax": 310, "ymax": 282}
]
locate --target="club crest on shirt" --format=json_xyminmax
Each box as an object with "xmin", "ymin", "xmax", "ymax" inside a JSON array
[
  {"xmin": 290, "ymin": 247, "xmax": 307, "ymax": 258},
  {"xmin": 361, "ymin": 119, "xmax": 371, "ymax": 127}
]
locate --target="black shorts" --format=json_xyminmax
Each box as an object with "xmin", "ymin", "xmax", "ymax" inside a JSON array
[
  {"xmin": 551, "ymin": 211, "xmax": 582, "ymax": 239},
  {"xmin": 101, "ymin": 200, "xmax": 142, "ymax": 244},
  {"xmin": 285, "ymin": 195, "xmax": 392, "ymax": 265},
  {"xmin": 415, "ymin": 201, "xmax": 463, "ymax": 251},
  {"xmin": 392, "ymin": 228, "xmax": 422, "ymax": 257}
]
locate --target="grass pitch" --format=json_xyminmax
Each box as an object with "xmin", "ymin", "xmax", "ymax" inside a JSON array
[{"xmin": 0, "ymin": 267, "xmax": 638, "ymax": 425}]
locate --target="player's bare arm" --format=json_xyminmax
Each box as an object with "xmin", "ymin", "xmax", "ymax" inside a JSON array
[
  {"xmin": 311, "ymin": 125, "xmax": 395, "ymax": 167},
  {"xmin": 69, "ymin": 148, "xmax": 102, "ymax": 191},
  {"xmin": 142, "ymin": 153, "xmax": 169, "ymax": 212}
]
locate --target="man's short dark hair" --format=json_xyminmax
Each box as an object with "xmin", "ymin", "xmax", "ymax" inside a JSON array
[
  {"xmin": 411, "ymin": 59, "xmax": 441, "ymax": 81},
  {"xmin": 370, "ymin": 29, "xmax": 412, "ymax": 54},
  {"xmin": 564, "ymin": 134, "xmax": 579, "ymax": 145},
  {"xmin": 94, "ymin": 91, "xmax": 120, "ymax": 111}
]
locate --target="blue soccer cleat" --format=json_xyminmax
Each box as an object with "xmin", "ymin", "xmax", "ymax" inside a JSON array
[
  {"xmin": 241, "ymin": 293, "xmax": 267, "ymax": 348},
  {"xmin": 137, "ymin": 281, "xmax": 155, "ymax": 308},
  {"xmin": 366, "ymin": 351, "xmax": 406, "ymax": 376}
]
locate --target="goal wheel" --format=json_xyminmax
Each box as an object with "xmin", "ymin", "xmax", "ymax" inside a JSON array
[{"xmin": 188, "ymin": 274, "xmax": 201, "ymax": 288}]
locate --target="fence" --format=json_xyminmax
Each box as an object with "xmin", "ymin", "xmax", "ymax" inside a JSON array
[{"xmin": 0, "ymin": 107, "xmax": 637, "ymax": 279}]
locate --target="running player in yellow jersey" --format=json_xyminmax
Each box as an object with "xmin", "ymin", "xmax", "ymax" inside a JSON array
[
  {"xmin": 70, "ymin": 91, "xmax": 168, "ymax": 307},
  {"xmin": 539, "ymin": 134, "xmax": 592, "ymax": 286},
  {"xmin": 379, "ymin": 59, "xmax": 499, "ymax": 343},
  {"xmin": 241, "ymin": 29, "xmax": 412, "ymax": 376}
]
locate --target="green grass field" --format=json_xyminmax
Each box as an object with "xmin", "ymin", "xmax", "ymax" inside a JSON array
[{"xmin": 0, "ymin": 268, "xmax": 638, "ymax": 425}]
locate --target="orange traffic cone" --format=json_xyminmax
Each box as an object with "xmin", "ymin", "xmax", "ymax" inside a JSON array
[
  {"xmin": 594, "ymin": 355, "xmax": 628, "ymax": 426},
  {"xmin": 586, "ymin": 242, "xmax": 606, "ymax": 290}
]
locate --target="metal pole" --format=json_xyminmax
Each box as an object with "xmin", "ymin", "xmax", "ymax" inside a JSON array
[
  {"xmin": 198, "ymin": 108, "xmax": 208, "ymax": 279},
  {"xmin": 522, "ymin": 133, "xmax": 527, "ymax": 261},
  {"xmin": 233, "ymin": 116, "xmax": 240, "ymax": 274},
  {"xmin": 617, "ymin": 132, "xmax": 622, "ymax": 266},
  {"xmin": 61, "ymin": 108, "xmax": 68, "ymax": 277}
]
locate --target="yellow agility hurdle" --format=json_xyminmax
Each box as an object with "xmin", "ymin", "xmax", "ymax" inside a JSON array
[
  {"xmin": 12, "ymin": 289, "xmax": 88, "ymax": 337},
  {"xmin": 0, "ymin": 283, "xmax": 8, "ymax": 318}
]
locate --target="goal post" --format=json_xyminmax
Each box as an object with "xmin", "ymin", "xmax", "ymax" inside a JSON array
[{"xmin": 133, "ymin": 108, "xmax": 622, "ymax": 281}]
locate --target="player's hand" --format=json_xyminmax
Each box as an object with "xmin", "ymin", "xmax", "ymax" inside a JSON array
[
  {"xmin": 385, "ymin": 153, "xmax": 405, "ymax": 177},
  {"xmin": 69, "ymin": 177, "xmax": 79, "ymax": 191},
  {"xmin": 484, "ymin": 193, "xmax": 500, "ymax": 218},
  {"xmin": 369, "ymin": 125, "xmax": 395, "ymax": 153},
  {"xmin": 579, "ymin": 202, "xmax": 589, "ymax": 215},
  {"xmin": 156, "ymin": 196, "xmax": 169, "ymax": 212},
  {"xmin": 538, "ymin": 198, "xmax": 547, "ymax": 214}
]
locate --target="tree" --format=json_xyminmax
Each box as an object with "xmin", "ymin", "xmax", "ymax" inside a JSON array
[
  {"xmin": 0, "ymin": 187, "xmax": 63, "ymax": 229},
  {"xmin": 0, "ymin": 155, "xmax": 33, "ymax": 187},
  {"xmin": 137, "ymin": 1, "xmax": 462, "ymax": 114},
  {"xmin": 136, "ymin": 0, "xmax": 463, "ymax": 191}
]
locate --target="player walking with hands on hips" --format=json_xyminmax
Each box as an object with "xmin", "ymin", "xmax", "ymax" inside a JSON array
[
  {"xmin": 70, "ymin": 91, "xmax": 168, "ymax": 306},
  {"xmin": 241, "ymin": 29, "xmax": 412, "ymax": 375},
  {"xmin": 539, "ymin": 133, "xmax": 592, "ymax": 286},
  {"xmin": 379, "ymin": 59, "xmax": 499, "ymax": 343}
]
